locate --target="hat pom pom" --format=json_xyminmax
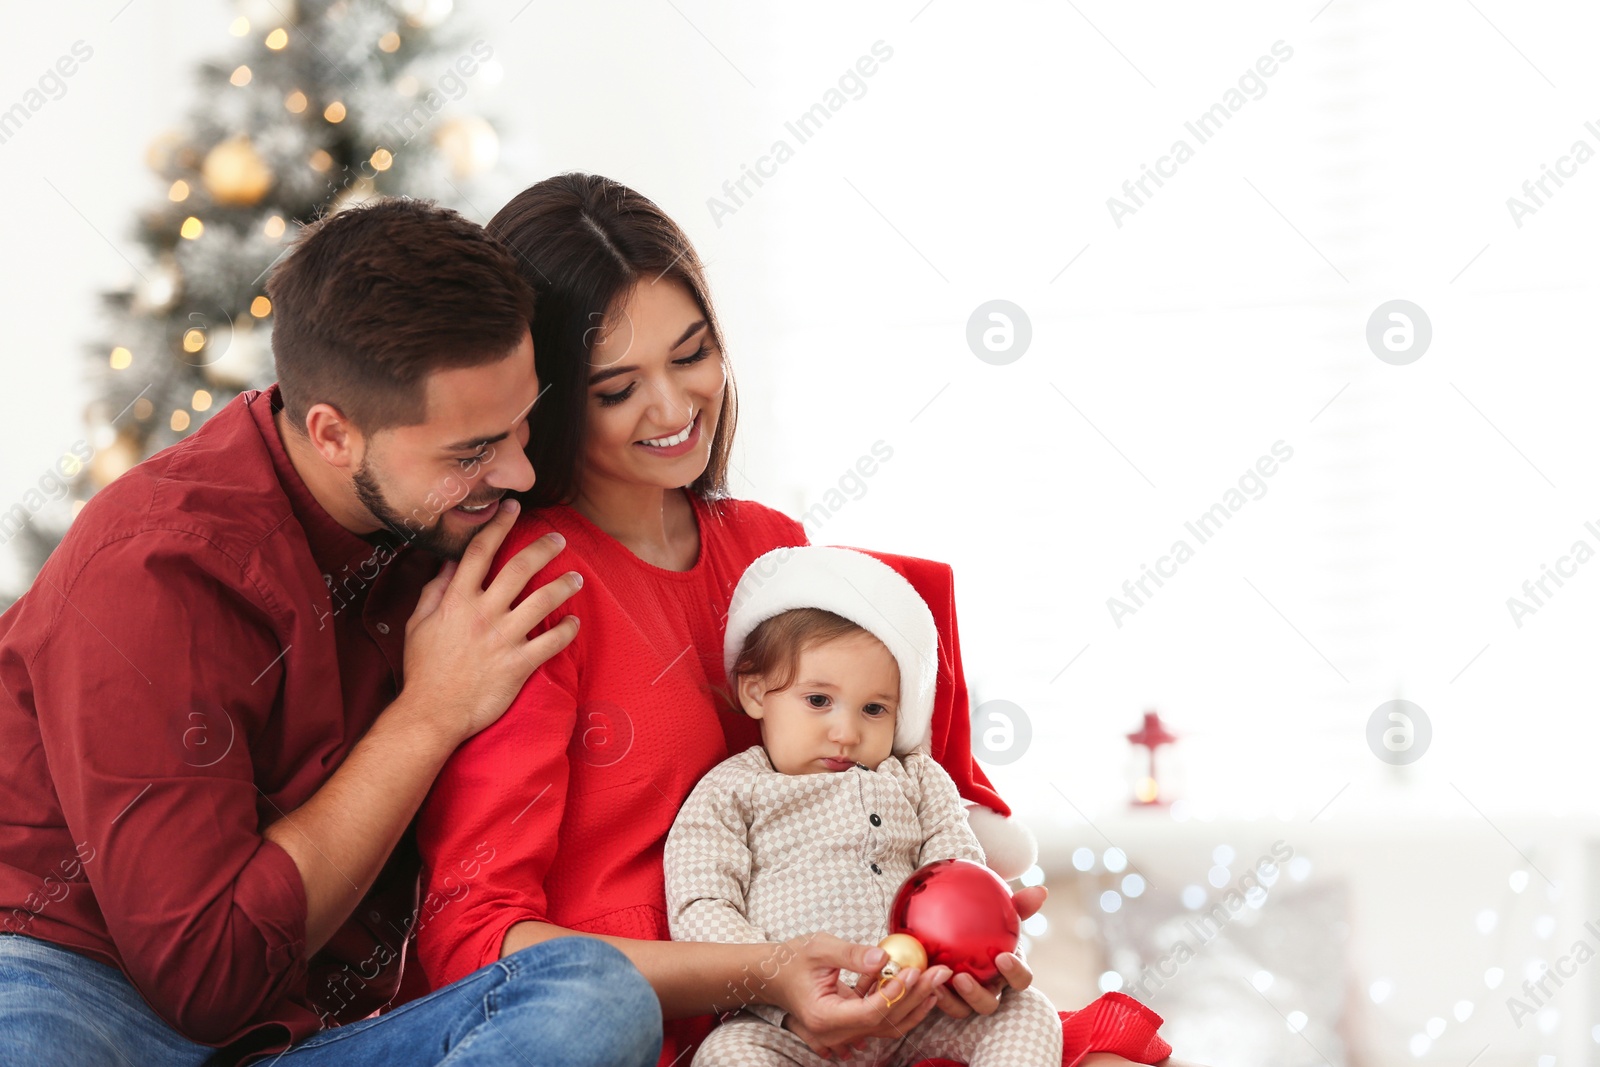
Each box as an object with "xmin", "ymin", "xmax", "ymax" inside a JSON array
[{"xmin": 966, "ymin": 805, "xmax": 1038, "ymax": 881}]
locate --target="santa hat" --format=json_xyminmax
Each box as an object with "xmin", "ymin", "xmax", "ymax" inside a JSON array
[
  {"xmin": 725, "ymin": 546, "xmax": 939, "ymax": 756},
  {"xmin": 724, "ymin": 545, "xmax": 1038, "ymax": 880}
]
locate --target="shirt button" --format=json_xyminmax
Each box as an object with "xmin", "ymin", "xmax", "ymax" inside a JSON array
[
  {"xmin": 869, "ymin": 814, "xmax": 882, "ymax": 827},
  {"xmin": 871, "ymin": 863, "xmax": 882, "ymax": 875},
  {"xmin": 375, "ymin": 622, "xmax": 390, "ymax": 634}
]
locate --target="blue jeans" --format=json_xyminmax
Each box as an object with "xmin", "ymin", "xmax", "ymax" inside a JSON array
[{"xmin": 0, "ymin": 933, "xmax": 662, "ymax": 1066}]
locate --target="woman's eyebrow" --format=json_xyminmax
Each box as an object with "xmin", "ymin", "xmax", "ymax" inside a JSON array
[{"xmin": 586, "ymin": 319, "xmax": 708, "ymax": 386}]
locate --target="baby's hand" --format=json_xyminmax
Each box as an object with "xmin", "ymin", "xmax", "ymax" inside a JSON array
[{"xmin": 933, "ymin": 883, "xmax": 1045, "ymax": 1018}]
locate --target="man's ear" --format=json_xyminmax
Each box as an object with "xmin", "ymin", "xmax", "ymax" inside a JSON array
[
  {"xmin": 737, "ymin": 673, "xmax": 769, "ymax": 720},
  {"xmin": 303, "ymin": 402, "xmax": 361, "ymax": 470}
]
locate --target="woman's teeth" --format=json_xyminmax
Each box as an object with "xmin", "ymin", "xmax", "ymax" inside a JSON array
[{"xmin": 641, "ymin": 414, "xmax": 696, "ymax": 448}]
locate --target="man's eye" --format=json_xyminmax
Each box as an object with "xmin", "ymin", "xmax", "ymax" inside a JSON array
[{"xmin": 458, "ymin": 450, "xmax": 490, "ymax": 469}]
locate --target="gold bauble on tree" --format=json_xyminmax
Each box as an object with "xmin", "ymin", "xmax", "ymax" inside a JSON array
[
  {"xmin": 90, "ymin": 431, "xmax": 142, "ymax": 488},
  {"xmin": 202, "ymin": 135, "xmax": 274, "ymax": 206},
  {"xmin": 434, "ymin": 115, "xmax": 498, "ymax": 179}
]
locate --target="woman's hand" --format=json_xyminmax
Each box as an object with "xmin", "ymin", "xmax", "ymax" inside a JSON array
[
  {"xmin": 767, "ymin": 933, "xmax": 950, "ymax": 1060},
  {"xmin": 930, "ymin": 883, "xmax": 1046, "ymax": 1019}
]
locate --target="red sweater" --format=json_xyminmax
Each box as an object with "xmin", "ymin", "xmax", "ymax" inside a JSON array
[{"xmin": 414, "ymin": 495, "xmax": 803, "ymax": 1058}]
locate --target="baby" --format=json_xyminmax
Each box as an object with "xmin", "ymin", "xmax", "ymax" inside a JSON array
[{"xmin": 664, "ymin": 546, "xmax": 1063, "ymax": 1066}]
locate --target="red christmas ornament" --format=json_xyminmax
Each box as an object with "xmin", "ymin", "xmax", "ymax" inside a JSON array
[{"xmin": 885, "ymin": 858, "xmax": 1019, "ymax": 985}]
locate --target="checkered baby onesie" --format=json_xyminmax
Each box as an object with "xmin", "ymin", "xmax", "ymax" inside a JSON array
[{"xmin": 664, "ymin": 745, "xmax": 1063, "ymax": 1066}]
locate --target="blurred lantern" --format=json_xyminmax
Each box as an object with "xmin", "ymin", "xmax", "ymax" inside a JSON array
[
  {"xmin": 202, "ymin": 135, "xmax": 274, "ymax": 206},
  {"xmin": 1125, "ymin": 710, "xmax": 1179, "ymax": 807}
]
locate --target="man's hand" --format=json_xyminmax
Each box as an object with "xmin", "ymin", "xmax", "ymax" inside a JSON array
[
  {"xmin": 768, "ymin": 934, "xmax": 949, "ymax": 1059},
  {"xmin": 400, "ymin": 498, "xmax": 581, "ymax": 745},
  {"xmin": 930, "ymin": 883, "xmax": 1046, "ymax": 1019}
]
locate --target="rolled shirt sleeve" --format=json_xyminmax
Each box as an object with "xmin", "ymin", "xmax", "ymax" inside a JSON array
[{"xmin": 28, "ymin": 535, "xmax": 309, "ymax": 1044}]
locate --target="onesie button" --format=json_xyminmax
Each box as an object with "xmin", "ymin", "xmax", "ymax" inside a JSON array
[
  {"xmin": 869, "ymin": 813, "xmax": 882, "ymax": 827},
  {"xmin": 871, "ymin": 863, "xmax": 882, "ymax": 875}
]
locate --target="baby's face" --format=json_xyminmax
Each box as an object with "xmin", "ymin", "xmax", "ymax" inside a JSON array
[{"xmin": 740, "ymin": 631, "xmax": 900, "ymax": 775}]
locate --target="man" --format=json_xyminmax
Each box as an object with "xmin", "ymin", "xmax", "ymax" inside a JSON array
[{"xmin": 0, "ymin": 199, "xmax": 662, "ymax": 1065}]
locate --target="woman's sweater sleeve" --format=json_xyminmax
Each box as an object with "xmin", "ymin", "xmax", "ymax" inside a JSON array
[
  {"xmin": 663, "ymin": 762, "xmax": 766, "ymax": 945},
  {"xmin": 664, "ymin": 761, "xmax": 792, "ymax": 1027},
  {"xmin": 413, "ymin": 591, "xmax": 584, "ymax": 988}
]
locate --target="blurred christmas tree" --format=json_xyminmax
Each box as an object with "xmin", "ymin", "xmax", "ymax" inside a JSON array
[{"xmin": 4, "ymin": 0, "xmax": 502, "ymax": 599}]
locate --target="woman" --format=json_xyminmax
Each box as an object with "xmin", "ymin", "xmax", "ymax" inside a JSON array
[{"xmin": 412, "ymin": 174, "xmax": 1171, "ymax": 1066}]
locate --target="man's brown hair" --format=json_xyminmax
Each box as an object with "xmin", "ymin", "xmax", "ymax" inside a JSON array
[{"xmin": 266, "ymin": 197, "xmax": 536, "ymax": 434}]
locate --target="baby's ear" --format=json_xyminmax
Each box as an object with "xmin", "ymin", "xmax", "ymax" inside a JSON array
[{"xmin": 736, "ymin": 673, "xmax": 768, "ymax": 720}]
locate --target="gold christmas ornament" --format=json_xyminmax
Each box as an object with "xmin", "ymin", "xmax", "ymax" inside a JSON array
[
  {"xmin": 875, "ymin": 933, "xmax": 927, "ymax": 983},
  {"xmin": 145, "ymin": 130, "xmax": 183, "ymax": 173},
  {"xmin": 90, "ymin": 432, "xmax": 141, "ymax": 487},
  {"xmin": 237, "ymin": 0, "xmax": 296, "ymax": 25},
  {"xmin": 202, "ymin": 135, "xmax": 274, "ymax": 205},
  {"xmin": 204, "ymin": 321, "xmax": 267, "ymax": 389},
  {"xmin": 399, "ymin": 0, "xmax": 452, "ymax": 28},
  {"xmin": 134, "ymin": 258, "xmax": 180, "ymax": 313},
  {"xmin": 434, "ymin": 115, "xmax": 497, "ymax": 179},
  {"xmin": 329, "ymin": 177, "xmax": 377, "ymax": 216}
]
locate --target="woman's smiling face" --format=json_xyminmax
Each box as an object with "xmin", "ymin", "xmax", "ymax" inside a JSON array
[{"xmin": 583, "ymin": 277, "xmax": 725, "ymax": 492}]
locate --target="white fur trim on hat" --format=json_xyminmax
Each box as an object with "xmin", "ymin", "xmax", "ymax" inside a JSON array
[
  {"xmin": 965, "ymin": 804, "xmax": 1039, "ymax": 881},
  {"xmin": 725, "ymin": 547, "xmax": 938, "ymax": 755}
]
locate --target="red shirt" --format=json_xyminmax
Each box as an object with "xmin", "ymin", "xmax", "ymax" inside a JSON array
[
  {"xmin": 0, "ymin": 385, "xmax": 436, "ymax": 1064},
  {"xmin": 414, "ymin": 496, "xmax": 807, "ymax": 1064}
]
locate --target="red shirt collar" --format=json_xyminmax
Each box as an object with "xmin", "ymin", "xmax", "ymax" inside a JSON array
[{"xmin": 249, "ymin": 383, "xmax": 409, "ymax": 578}]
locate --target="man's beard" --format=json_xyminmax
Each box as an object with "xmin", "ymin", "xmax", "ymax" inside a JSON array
[{"xmin": 352, "ymin": 456, "xmax": 478, "ymax": 561}]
